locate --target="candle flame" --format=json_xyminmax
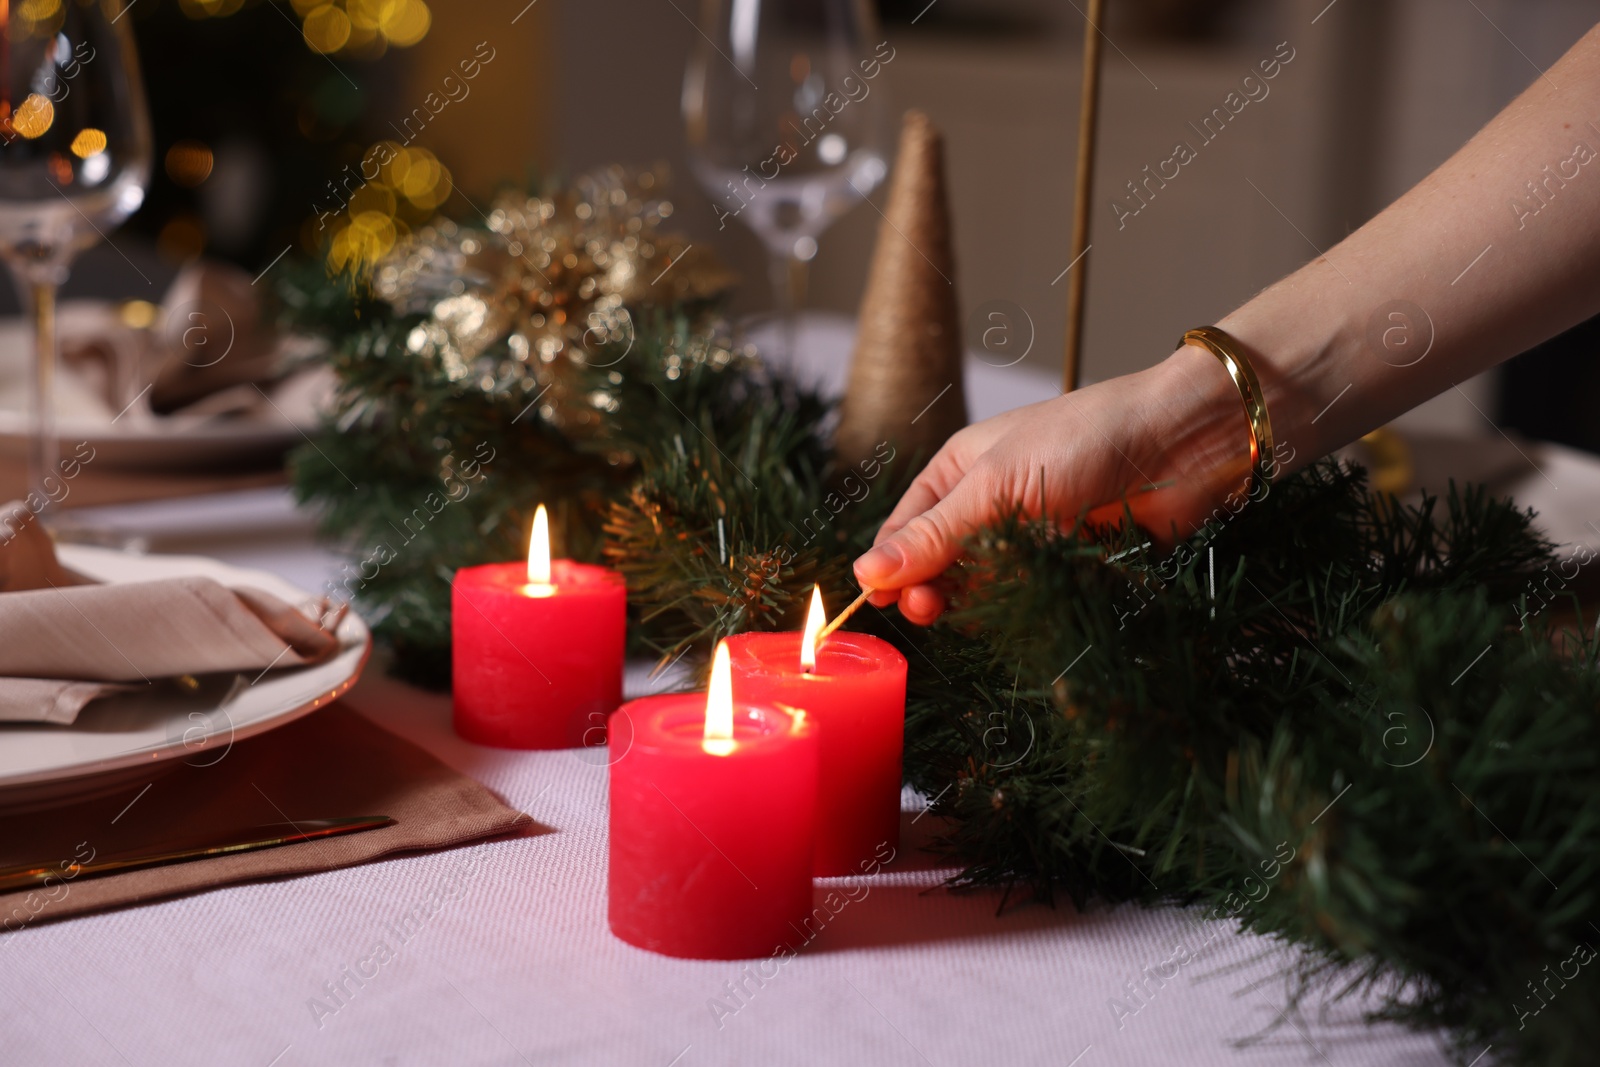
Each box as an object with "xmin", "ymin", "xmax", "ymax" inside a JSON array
[
  {"xmin": 527, "ymin": 504, "xmax": 551, "ymax": 585},
  {"xmin": 703, "ymin": 640, "xmax": 736, "ymax": 756},
  {"xmin": 800, "ymin": 585, "xmax": 826, "ymax": 673}
]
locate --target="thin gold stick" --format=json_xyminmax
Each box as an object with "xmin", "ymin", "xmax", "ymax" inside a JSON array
[
  {"xmin": 1062, "ymin": 0, "xmax": 1108, "ymax": 394},
  {"xmin": 817, "ymin": 586, "xmax": 875, "ymax": 642}
]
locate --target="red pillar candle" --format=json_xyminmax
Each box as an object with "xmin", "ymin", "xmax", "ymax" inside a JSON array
[
  {"xmin": 608, "ymin": 641, "xmax": 818, "ymax": 959},
  {"xmin": 452, "ymin": 504, "xmax": 626, "ymax": 749},
  {"xmin": 726, "ymin": 587, "xmax": 908, "ymax": 876}
]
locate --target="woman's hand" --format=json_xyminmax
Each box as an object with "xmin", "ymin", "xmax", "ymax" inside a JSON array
[
  {"xmin": 853, "ymin": 347, "xmax": 1254, "ymax": 625},
  {"xmin": 855, "ymin": 23, "xmax": 1600, "ymax": 625}
]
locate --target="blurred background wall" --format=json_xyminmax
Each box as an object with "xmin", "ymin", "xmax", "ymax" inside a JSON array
[
  {"xmin": 554, "ymin": 0, "xmax": 1600, "ymax": 443},
  {"xmin": 86, "ymin": 0, "xmax": 1600, "ymax": 447}
]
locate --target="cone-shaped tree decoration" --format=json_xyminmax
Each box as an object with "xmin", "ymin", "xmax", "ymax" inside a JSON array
[{"xmin": 833, "ymin": 110, "xmax": 968, "ymax": 476}]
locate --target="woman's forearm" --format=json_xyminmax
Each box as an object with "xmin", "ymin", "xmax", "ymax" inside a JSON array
[{"xmin": 1175, "ymin": 22, "xmax": 1600, "ymax": 470}]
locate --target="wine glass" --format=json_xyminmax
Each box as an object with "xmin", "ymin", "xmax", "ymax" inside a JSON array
[
  {"xmin": 682, "ymin": 0, "xmax": 890, "ymax": 362},
  {"xmin": 0, "ymin": 0, "xmax": 151, "ymax": 499}
]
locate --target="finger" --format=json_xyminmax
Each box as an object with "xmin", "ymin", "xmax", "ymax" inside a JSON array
[
  {"xmin": 874, "ymin": 480, "xmax": 944, "ymax": 546},
  {"xmin": 898, "ymin": 584, "xmax": 945, "ymax": 626},
  {"xmin": 874, "ymin": 446, "xmax": 968, "ymax": 545},
  {"xmin": 855, "ymin": 471, "xmax": 991, "ymax": 590},
  {"xmin": 868, "ymin": 589, "xmax": 899, "ymax": 608}
]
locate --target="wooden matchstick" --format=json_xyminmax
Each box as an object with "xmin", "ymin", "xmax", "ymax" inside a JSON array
[{"xmin": 817, "ymin": 586, "xmax": 876, "ymax": 642}]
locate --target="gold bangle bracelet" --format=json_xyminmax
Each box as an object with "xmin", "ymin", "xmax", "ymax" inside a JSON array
[{"xmin": 1179, "ymin": 326, "xmax": 1276, "ymax": 497}]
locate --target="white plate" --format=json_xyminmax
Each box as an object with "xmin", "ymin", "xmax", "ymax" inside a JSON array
[
  {"xmin": 0, "ymin": 414, "xmax": 306, "ymax": 471},
  {"xmin": 0, "ymin": 313, "xmax": 326, "ymax": 471},
  {"xmin": 0, "ymin": 545, "xmax": 370, "ymax": 813}
]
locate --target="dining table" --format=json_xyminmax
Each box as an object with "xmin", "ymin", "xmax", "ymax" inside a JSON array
[{"xmin": 6, "ymin": 314, "xmax": 1594, "ymax": 1067}]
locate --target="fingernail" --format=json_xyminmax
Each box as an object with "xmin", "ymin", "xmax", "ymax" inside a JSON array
[{"xmin": 855, "ymin": 542, "xmax": 905, "ymax": 582}]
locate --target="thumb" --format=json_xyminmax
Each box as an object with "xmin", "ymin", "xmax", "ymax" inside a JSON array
[{"xmin": 854, "ymin": 475, "xmax": 988, "ymax": 591}]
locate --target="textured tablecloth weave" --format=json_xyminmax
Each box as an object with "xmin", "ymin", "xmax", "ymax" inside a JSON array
[{"xmin": 0, "ymin": 668, "xmax": 1460, "ymax": 1066}]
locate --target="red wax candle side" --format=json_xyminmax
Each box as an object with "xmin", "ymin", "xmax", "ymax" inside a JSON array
[
  {"xmin": 726, "ymin": 631, "xmax": 907, "ymax": 876},
  {"xmin": 608, "ymin": 695, "xmax": 817, "ymax": 960},
  {"xmin": 452, "ymin": 560, "xmax": 625, "ymax": 750}
]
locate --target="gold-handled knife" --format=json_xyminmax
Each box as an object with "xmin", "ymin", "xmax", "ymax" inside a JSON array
[{"xmin": 0, "ymin": 816, "xmax": 396, "ymax": 892}]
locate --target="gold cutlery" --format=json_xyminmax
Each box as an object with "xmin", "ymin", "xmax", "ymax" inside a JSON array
[{"xmin": 0, "ymin": 816, "xmax": 395, "ymax": 892}]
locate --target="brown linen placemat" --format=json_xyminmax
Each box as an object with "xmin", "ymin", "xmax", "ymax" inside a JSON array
[{"xmin": 0, "ymin": 704, "xmax": 530, "ymax": 929}]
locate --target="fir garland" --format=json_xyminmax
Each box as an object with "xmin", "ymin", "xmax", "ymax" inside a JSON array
[
  {"xmin": 277, "ymin": 167, "xmax": 742, "ymax": 683},
  {"xmin": 285, "ymin": 196, "xmax": 1599, "ymax": 1065},
  {"xmin": 896, "ymin": 469, "xmax": 1598, "ymax": 1064},
  {"xmin": 599, "ymin": 345, "xmax": 1600, "ymax": 1065}
]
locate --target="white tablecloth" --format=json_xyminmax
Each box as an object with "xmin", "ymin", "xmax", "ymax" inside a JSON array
[
  {"xmin": 0, "ymin": 657, "xmax": 1463, "ymax": 1067},
  {"xmin": 12, "ymin": 315, "xmax": 1596, "ymax": 1066}
]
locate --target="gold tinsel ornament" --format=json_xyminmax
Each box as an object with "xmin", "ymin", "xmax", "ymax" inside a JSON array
[{"xmin": 370, "ymin": 166, "xmax": 736, "ymax": 436}]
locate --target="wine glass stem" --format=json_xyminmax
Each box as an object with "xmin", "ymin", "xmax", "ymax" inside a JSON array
[
  {"xmin": 26, "ymin": 280, "xmax": 58, "ymax": 502},
  {"xmin": 767, "ymin": 252, "xmax": 809, "ymax": 363}
]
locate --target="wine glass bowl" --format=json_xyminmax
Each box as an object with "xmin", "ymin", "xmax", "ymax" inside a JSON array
[
  {"xmin": 683, "ymin": 0, "xmax": 890, "ymax": 356},
  {"xmin": 0, "ymin": 0, "xmax": 152, "ymax": 497}
]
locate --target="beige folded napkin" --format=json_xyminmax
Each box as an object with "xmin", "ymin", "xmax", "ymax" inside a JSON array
[
  {"xmin": 0, "ymin": 704, "xmax": 533, "ymax": 928},
  {"xmin": 0, "ymin": 506, "xmax": 343, "ymax": 724},
  {"xmin": 58, "ymin": 262, "xmax": 294, "ymax": 417}
]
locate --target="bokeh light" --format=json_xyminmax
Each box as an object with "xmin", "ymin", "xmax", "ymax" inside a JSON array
[
  {"xmin": 329, "ymin": 210, "xmax": 398, "ymax": 273},
  {"xmin": 303, "ymin": 4, "xmax": 353, "ymax": 54},
  {"xmin": 18, "ymin": 0, "xmax": 65, "ymax": 37},
  {"xmin": 163, "ymin": 0, "xmax": 442, "ymax": 276},
  {"xmin": 179, "ymin": 0, "xmax": 247, "ymax": 16},
  {"xmin": 11, "ymin": 94, "xmax": 55, "ymax": 139},
  {"xmin": 347, "ymin": 0, "xmax": 384, "ymax": 30},
  {"xmin": 70, "ymin": 128, "xmax": 107, "ymax": 159},
  {"xmin": 158, "ymin": 214, "xmax": 208, "ymax": 263},
  {"xmin": 318, "ymin": 141, "xmax": 453, "ymax": 274},
  {"xmin": 378, "ymin": 0, "xmax": 430, "ymax": 47},
  {"xmin": 181, "ymin": 0, "xmax": 430, "ymax": 53},
  {"xmin": 281, "ymin": 0, "xmax": 431, "ymax": 55},
  {"xmin": 164, "ymin": 140, "xmax": 215, "ymax": 186},
  {"xmin": 119, "ymin": 300, "xmax": 159, "ymax": 330}
]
